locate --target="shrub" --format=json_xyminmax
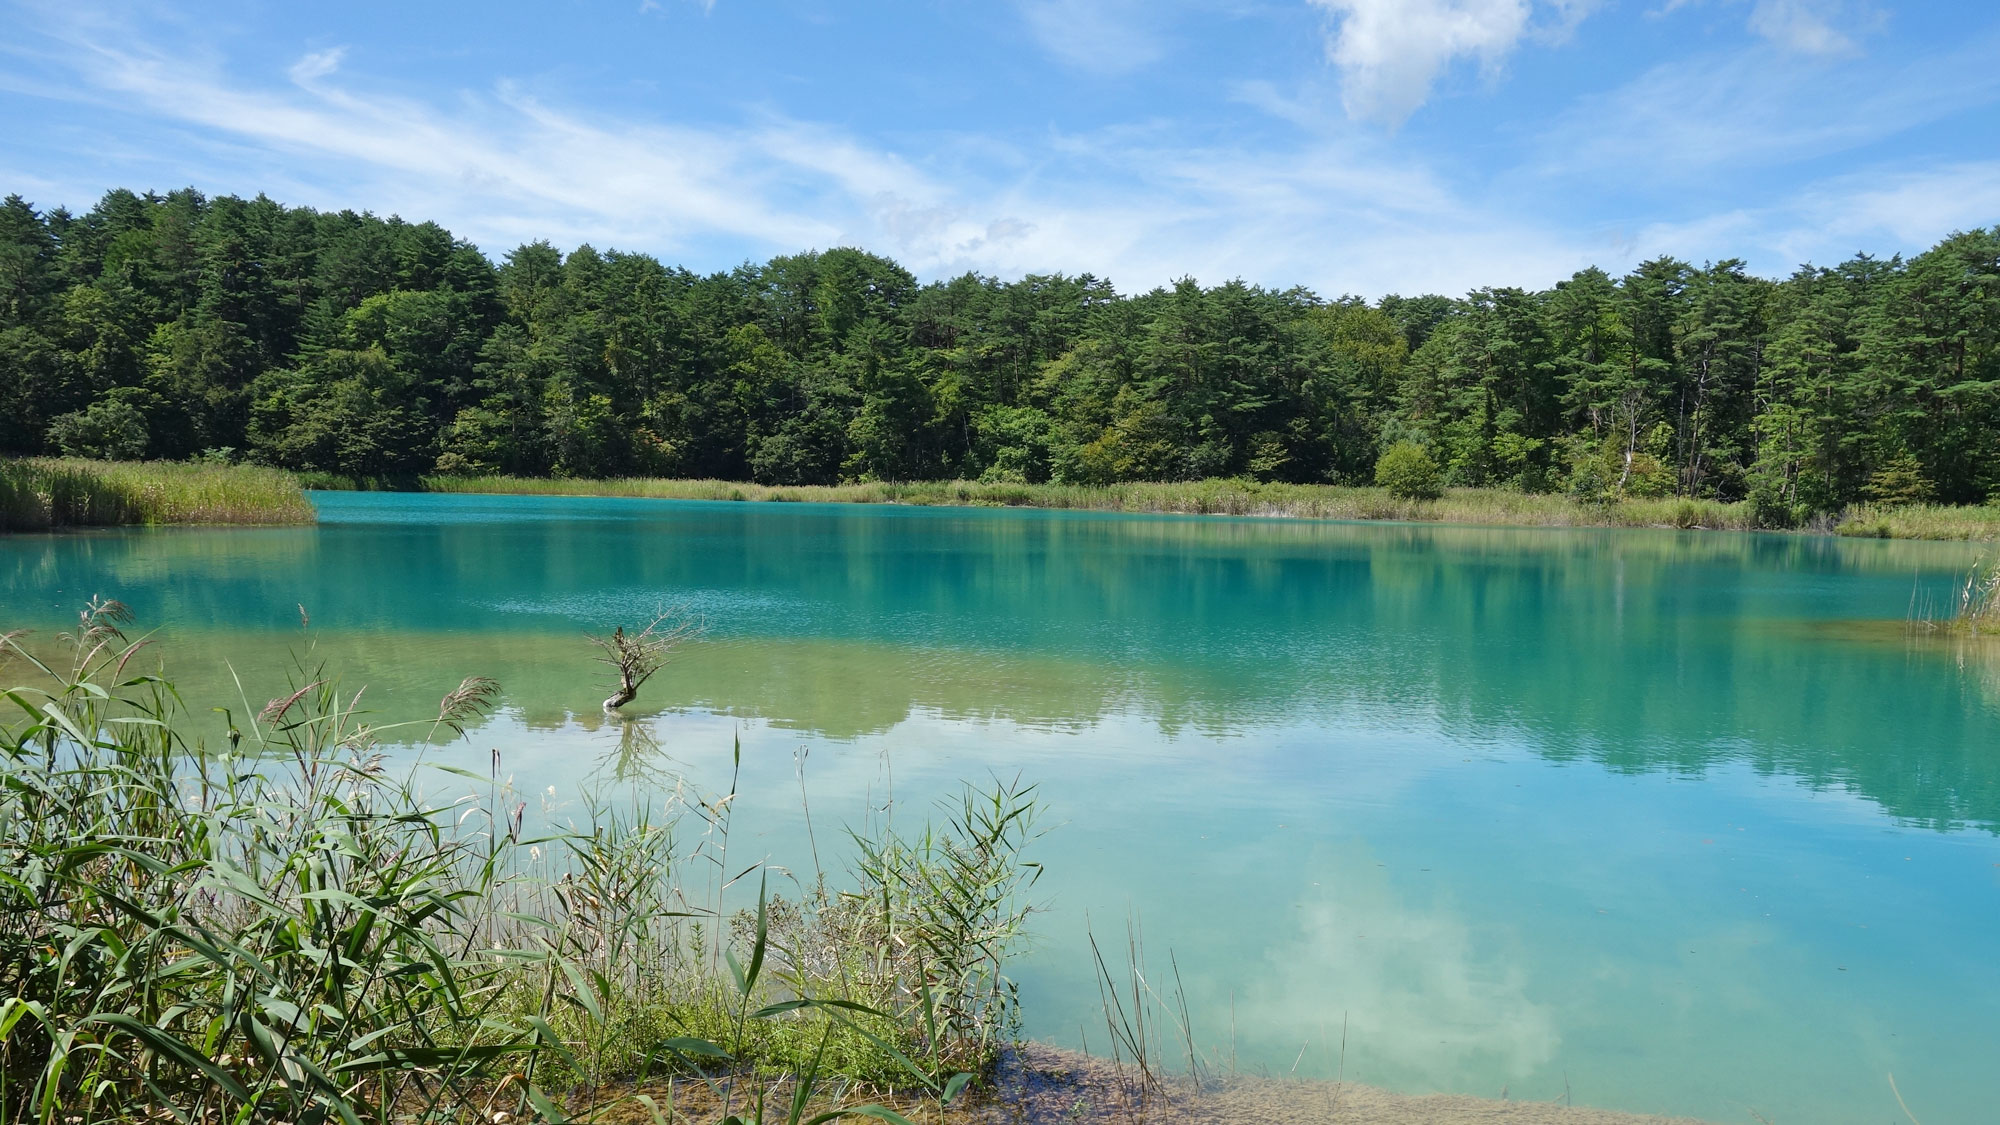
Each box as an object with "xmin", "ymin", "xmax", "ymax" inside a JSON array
[
  {"xmin": 1749, "ymin": 484, "xmax": 1801, "ymax": 529},
  {"xmin": 47, "ymin": 400, "xmax": 149, "ymax": 461},
  {"xmin": 1375, "ymin": 441, "xmax": 1442, "ymax": 501}
]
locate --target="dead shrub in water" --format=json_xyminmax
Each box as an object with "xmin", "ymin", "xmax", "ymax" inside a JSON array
[{"xmin": 589, "ymin": 605, "xmax": 702, "ymax": 711}]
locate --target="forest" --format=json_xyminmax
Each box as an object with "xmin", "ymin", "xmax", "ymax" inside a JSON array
[{"xmin": 2, "ymin": 187, "xmax": 1996, "ymax": 525}]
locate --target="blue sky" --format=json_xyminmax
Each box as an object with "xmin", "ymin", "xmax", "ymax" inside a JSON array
[{"xmin": 3, "ymin": 0, "xmax": 1997, "ymax": 297}]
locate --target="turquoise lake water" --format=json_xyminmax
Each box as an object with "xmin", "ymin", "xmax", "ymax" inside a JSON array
[{"xmin": 3, "ymin": 491, "xmax": 1998, "ymax": 1123}]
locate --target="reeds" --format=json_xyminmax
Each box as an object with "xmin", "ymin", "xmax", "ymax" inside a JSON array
[
  {"xmin": 0, "ymin": 458, "xmax": 316, "ymax": 529},
  {"xmin": 1837, "ymin": 501, "xmax": 2000, "ymax": 541},
  {"xmin": 319, "ymin": 472, "xmax": 1780, "ymax": 532},
  {"xmin": 0, "ymin": 610, "xmax": 1036, "ymax": 1123},
  {"xmin": 1912, "ymin": 556, "xmax": 2000, "ymax": 637}
]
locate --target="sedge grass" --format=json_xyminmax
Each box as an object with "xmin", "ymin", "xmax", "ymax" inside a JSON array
[
  {"xmin": 1836, "ymin": 501, "xmax": 2000, "ymax": 541},
  {"xmin": 310, "ymin": 472, "xmax": 1771, "ymax": 532},
  {"xmin": 0, "ymin": 605, "xmax": 1033, "ymax": 1124},
  {"xmin": 0, "ymin": 458, "xmax": 315, "ymax": 529}
]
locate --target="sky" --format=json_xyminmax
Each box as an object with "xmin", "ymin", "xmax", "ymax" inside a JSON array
[{"xmin": 2, "ymin": 0, "xmax": 1997, "ymax": 298}]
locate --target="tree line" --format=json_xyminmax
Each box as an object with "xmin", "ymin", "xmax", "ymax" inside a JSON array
[{"xmin": 2, "ymin": 188, "xmax": 1996, "ymax": 520}]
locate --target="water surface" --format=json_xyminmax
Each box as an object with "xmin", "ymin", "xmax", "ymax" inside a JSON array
[{"xmin": 3, "ymin": 492, "xmax": 1997, "ymax": 1123}]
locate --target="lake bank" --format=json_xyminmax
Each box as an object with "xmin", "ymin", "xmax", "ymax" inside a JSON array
[
  {"xmin": 0, "ymin": 457, "xmax": 316, "ymax": 529},
  {"xmin": 304, "ymin": 471, "xmax": 2000, "ymax": 540},
  {"xmin": 7, "ymin": 458, "xmax": 1993, "ymax": 541},
  {"xmin": 577, "ymin": 1043, "xmax": 1717, "ymax": 1124}
]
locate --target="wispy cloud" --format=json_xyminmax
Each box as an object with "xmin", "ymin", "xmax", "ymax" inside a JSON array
[
  {"xmin": 1789, "ymin": 160, "xmax": 2000, "ymax": 250},
  {"xmin": 1660, "ymin": 0, "xmax": 1882, "ymax": 55},
  {"xmin": 1530, "ymin": 33, "xmax": 2000, "ymax": 182},
  {"xmin": 1017, "ymin": 0, "xmax": 1167, "ymax": 75},
  {"xmin": 1747, "ymin": 0, "xmax": 1856, "ymax": 54},
  {"xmin": 2, "ymin": 1, "xmax": 1605, "ymax": 297},
  {"xmin": 2, "ymin": 0, "xmax": 1987, "ymax": 303}
]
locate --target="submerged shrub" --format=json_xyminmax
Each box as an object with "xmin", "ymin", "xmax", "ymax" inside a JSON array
[{"xmin": 1375, "ymin": 441, "xmax": 1443, "ymax": 501}]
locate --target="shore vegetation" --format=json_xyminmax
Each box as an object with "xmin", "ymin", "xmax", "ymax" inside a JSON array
[
  {"xmin": 0, "ymin": 457, "xmax": 314, "ymax": 529},
  {"xmin": 313, "ymin": 471, "xmax": 1771, "ymax": 531},
  {"xmin": 3, "ymin": 188, "xmax": 1997, "ymax": 530},
  {"xmin": 0, "ymin": 604, "xmax": 1038, "ymax": 1124}
]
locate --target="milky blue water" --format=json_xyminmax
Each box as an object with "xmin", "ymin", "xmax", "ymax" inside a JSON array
[{"xmin": 3, "ymin": 491, "xmax": 1997, "ymax": 1123}]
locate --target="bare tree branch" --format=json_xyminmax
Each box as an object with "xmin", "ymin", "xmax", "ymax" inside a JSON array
[{"xmin": 588, "ymin": 605, "xmax": 702, "ymax": 711}]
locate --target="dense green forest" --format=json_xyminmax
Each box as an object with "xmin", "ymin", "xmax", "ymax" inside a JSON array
[{"xmin": 3, "ymin": 188, "xmax": 1996, "ymax": 522}]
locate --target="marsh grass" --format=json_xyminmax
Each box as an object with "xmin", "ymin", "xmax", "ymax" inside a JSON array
[
  {"xmin": 309, "ymin": 473, "xmax": 1769, "ymax": 533},
  {"xmin": 1837, "ymin": 501, "xmax": 2000, "ymax": 541},
  {"xmin": 0, "ymin": 458, "xmax": 315, "ymax": 529},
  {"xmin": 0, "ymin": 606, "xmax": 1036, "ymax": 1124},
  {"xmin": 1911, "ymin": 556, "xmax": 2000, "ymax": 637}
]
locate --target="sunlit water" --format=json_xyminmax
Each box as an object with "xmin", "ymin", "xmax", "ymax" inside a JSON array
[{"xmin": 4, "ymin": 492, "xmax": 1998, "ymax": 1123}]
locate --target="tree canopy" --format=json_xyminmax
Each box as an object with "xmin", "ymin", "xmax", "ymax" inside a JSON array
[{"xmin": 5, "ymin": 188, "xmax": 1998, "ymax": 520}]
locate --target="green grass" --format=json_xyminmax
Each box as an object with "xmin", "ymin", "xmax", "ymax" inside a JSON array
[
  {"xmin": 311, "ymin": 472, "xmax": 1769, "ymax": 531},
  {"xmin": 1835, "ymin": 501, "xmax": 2000, "ymax": 541},
  {"xmin": 315, "ymin": 471, "xmax": 2000, "ymax": 540},
  {"xmin": 0, "ymin": 458, "xmax": 316, "ymax": 529},
  {"xmin": 0, "ymin": 606, "xmax": 1034, "ymax": 1124}
]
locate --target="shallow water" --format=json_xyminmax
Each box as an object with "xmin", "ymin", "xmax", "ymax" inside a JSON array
[{"xmin": 3, "ymin": 492, "xmax": 1997, "ymax": 1123}]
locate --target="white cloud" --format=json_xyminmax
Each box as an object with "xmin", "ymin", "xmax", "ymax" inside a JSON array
[
  {"xmin": 1310, "ymin": 0, "xmax": 1589, "ymax": 126},
  {"xmin": 1017, "ymin": 0, "xmax": 1166, "ymax": 75},
  {"xmin": 287, "ymin": 47, "xmax": 343, "ymax": 84},
  {"xmin": 1531, "ymin": 35, "xmax": 2000, "ymax": 182},
  {"xmin": 1747, "ymin": 0, "xmax": 1855, "ymax": 54},
  {"xmin": 1789, "ymin": 161, "xmax": 2000, "ymax": 250},
  {"xmin": 5, "ymin": 6, "xmax": 1609, "ymax": 298},
  {"xmin": 11, "ymin": 0, "xmax": 1983, "ymax": 304},
  {"xmin": 1662, "ymin": 0, "xmax": 1878, "ymax": 55},
  {"xmin": 1573, "ymin": 159, "xmax": 2000, "ymax": 278}
]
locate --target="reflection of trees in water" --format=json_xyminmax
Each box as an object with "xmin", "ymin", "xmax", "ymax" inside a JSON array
[
  {"xmin": 76, "ymin": 613, "xmax": 2000, "ymax": 837},
  {"xmin": 594, "ymin": 716, "xmax": 683, "ymax": 789},
  {"xmin": 5, "ymin": 510, "xmax": 1996, "ymax": 831}
]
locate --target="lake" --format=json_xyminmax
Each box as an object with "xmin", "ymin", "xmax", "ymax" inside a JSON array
[{"xmin": 3, "ymin": 491, "xmax": 1997, "ymax": 1123}]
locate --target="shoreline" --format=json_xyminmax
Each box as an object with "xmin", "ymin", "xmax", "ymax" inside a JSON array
[
  {"xmin": 970, "ymin": 1044, "xmax": 1716, "ymax": 1125},
  {"xmin": 308, "ymin": 471, "xmax": 2000, "ymax": 542},
  {"xmin": 578, "ymin": 1044, "xmax": 1717, "ymax": 1124},
  {"xmin": 6, "ymin": 454, "xmax": 1994, "ymax": 541}
]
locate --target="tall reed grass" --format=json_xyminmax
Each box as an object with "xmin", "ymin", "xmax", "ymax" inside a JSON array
[
  {"xmin": 0, "ymin": 605, "xmax": 1037, "ymax": 1124},
  {"xmin": 310, "ymin": 472, "xmax": 1774, "ymax": 533},
  {"xmin": 1836, "ymin": 501, "xmax": 2000, "ymax": 541},
  {"xmin": 1910, "ymin": 556, "xmax": 2000, "ymax": 637},
  {"xmin": 0, "ymin": 458, "xmax": 315, "ymax": 529}
]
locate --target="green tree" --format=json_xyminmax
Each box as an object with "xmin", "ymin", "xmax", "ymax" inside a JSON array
[
  {"xmin": 48, "ymin": 398, "xmax": 149, "ymax": 460},
  {"xmin": 1376, "ymin": 440, "xmax": 1443, "ymax": 500}
]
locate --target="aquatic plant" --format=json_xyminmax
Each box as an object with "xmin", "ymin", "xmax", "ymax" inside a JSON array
[
  {"xmin": 1936, "ymin": 557, "xmax": 2000, "ymax": 636},
  {"xmin": 0, "ymin": 457, "xmax": 315, "ymax": 529},
  {"xmin": 0, "ymin": 607, "xmax": 1034, "ymax": 1123}
]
